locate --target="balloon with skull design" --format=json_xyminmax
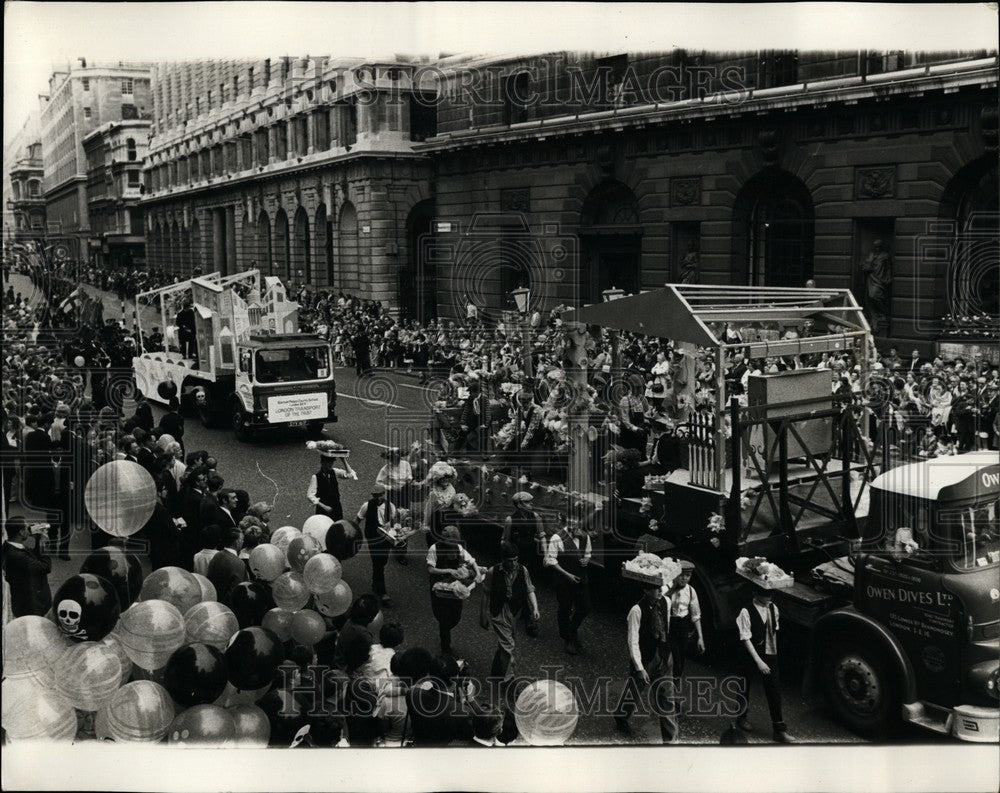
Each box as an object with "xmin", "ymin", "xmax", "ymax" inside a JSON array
[{"xmin": 52, "ymin": 574, "xmax": 121, "ymax": 643}]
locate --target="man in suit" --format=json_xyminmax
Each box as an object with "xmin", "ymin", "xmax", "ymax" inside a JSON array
[
  {"xmin": 131, "ymin": 392, "xmax": 155, "ymax": 434},
  {"xmin": 206, "ymin": 526, "xmax": 247, "ymax": 605},
  {"xmin": 198, "ymin": 472, "xmax": 226, "ymax": 526},
  {"xmin": 142, "ymin": 475, "xmax": 182, "ymax": 571},
  {"xmin": 2, "ymin": 516, "xmax": 52, "ymax": 617},
  {"xmin": 179, "ymin": 466, "xmax": 209, "ymax": 570},
  {"xmin": 202, "ymin": 487, "xmax": 239, "ymax": 530},
  {"xmin": 23, "ymin": 412, "xmax": 70, "ymax": 560},
  {"xmin": 133, "ymin": 428, "xmax": 158, "ymax": 476},
  {"xmin": 156, "ymin": 397, "xmax": 185, "ymax": 455}
]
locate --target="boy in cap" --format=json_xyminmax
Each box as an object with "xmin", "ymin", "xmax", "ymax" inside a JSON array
[
  {"xmin": 734, "ymin": 584, "xmax": 796, "ymax": 743},
  {"xmin": 357, "ymin": 483, "xmax": 397, "ymax": 607},
  {"xmin": 667, "ymin": 560, "xmax": 705, "ymax": 682},
  {"xmin": 502, "ymin": 491, "xmax": 546, "ymax": 578},
  {"xmin": 480, "ymin": 542, "xmax": 540, "ymax": 683}
]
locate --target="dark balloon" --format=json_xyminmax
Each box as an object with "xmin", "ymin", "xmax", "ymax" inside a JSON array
[
  {"xmin": 157, "ymin": 380, "xmax": 178, "ymax": 401},
  {"xmin": 81, "ymin": 547, "xmax": 144, "ymax": 608},
  {"xmin": 163, "ymin": 643, "xmax": 229, "ymax": 707},
  {"xmin": 52, "ymin": 574, "xmax": 121, "ymax": 643},
  {"xmin": 228, "ymin": 581, "xmax": 275, "ymax": 629},
  {"xmin": 167, "ymin": 704, "xmax": 236, "ymax": 746},
  {"xmin": 324, "ymin": 519, "xmax": 361, "ymax": 562},
  {"xmin": 225, "ymin": 627, "xmax": 285, "ymax": 691}
]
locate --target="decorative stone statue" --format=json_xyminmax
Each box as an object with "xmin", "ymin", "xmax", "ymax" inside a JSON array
[
  {"xmin": 862, "ymin": 239, "xmax": 892, "ymax": 334},
  {"xmin": 680, "ymin": 242, "xmax": 701, "ymax": 284}
]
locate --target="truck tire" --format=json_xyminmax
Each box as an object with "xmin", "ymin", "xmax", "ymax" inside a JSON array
[
  {"xmin": 231, "ymin": 400, "xmax": 255, "ymax": 442},
  {"xmin": 823, "ymin": 638, "xmax": 900, "ymax": 738}
]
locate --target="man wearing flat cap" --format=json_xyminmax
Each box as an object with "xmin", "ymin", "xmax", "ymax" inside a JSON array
[
  {"xmin": 357, "ymin": 483, "xmax": 396, "ymax": 607},
  {"xmin": 666, "ymin": 560, "xmax": 705, "ymax": 683},
  {"xmin": 480, "ymin": 542, "xmax": 540, "ymax": 683},
  {"xmin": 502, "ymin": 491, "xmax": 546, "ymax": 580}
]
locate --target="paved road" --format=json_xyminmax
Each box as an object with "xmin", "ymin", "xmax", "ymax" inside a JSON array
[{"xmin": 7, "ymin": 277, "xmax": 942, "ymax": 745}]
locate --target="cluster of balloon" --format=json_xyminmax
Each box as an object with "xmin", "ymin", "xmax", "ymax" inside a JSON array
[
  {"xmin": 168, "ymin": 704, "xmax": 237, "ymax": 746},
  {"xmin": 117, "ymin": 599, "xmax": 187, "ymax": 671},
  {"xmin": 271, "ymin": 571, "xmax": 311, "ymax": 611},
  {"xmin": 269, "ymin": 526, "xmax": 301, "ymax": 556},
  {"xmin": 100, "ymin": 680, "xmax": 176, "ymax": 742},
  {"xmin": 3, "ymin": 616, "xmax": 71, "ymax": 688},
  {"xmin": 53, "ymin": 574, "xmax": 121, "ymax": 643},
  {"xmin": 225, "ymin": 627, "xmax": 286, "ymax": 692},
  {"xmin": 302, "ymin": 553, "xmax": 343, "ymax": 594},
  {"xmin": 324, "ymin": 519, "xmax": 361, "ymax": 562},
  {"xmin": 84, "ymin": 460, "xmax": 158, "ymax": 539},
  {"xmin": 80, "ymin": 547, "xmax": 144, "ymax": 608},
  {"xmin": 229, "ymin": 581, "xmax": 275, "ymax": 629},
  {"xmin": 2, "ymin": 676, "xmax": 78, "ymax": 741},
  {"xmin": 248, "ymin": 543, "xmax": 286, "ymax": 582},
  {"xmin": 514, "ymin": 680, "xmax": 580, "ymax": 746},
  {"xmin": 53, "ymin": 641, "xmax": 126, "ymax": 712},
  {"xmin": 163, "ymin": 643, "xmax": 229, "ymax": 706},
  {"xmin": 184, "ymin": 601, "xmax": 239, "ymax": 651},
  {"xmin": 286, "ymin": 534, "xmax": 323, "ymax": 573},
  {"xmin": 313, "ymin": 580, "xmax": 353, "ymax": 619},
  {"xmin": 139, "ymin": 567, "xmax": 203, "ymax": 615},
  {"xmin": 301, "ymin": 514, "xmax": 333, "ymax": 545}
]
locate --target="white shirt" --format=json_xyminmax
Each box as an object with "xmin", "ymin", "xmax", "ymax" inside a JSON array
[
  {"xmin": 193, "ymin": 548, "xmax": 219, "ymax": 576},
  {"xmin": 307, "ymin": 467, "xmax": 358, "ymax": 506},
  {"xmin": 544, "ymin": 532, "xmax": 592, "ymax": 568},
  {"xmin": 627, "ymin": 596, "xmax": 671, "ymax": 673},
  {"xmin": 426, "ymin": 543, "xmax": 476, "ymax": 570},
  {"xmin": 669, "ymin": 583, "xmax": 701, "ymax": 621},
  {"xmin": 356, "ymin": 500, "xmax": 397, "ymax": 528},
  {"xmin": 736, "ymin": 602, "xmax": 779, "ymax": 655},
  {"xmin": 376, "ymin": 461, "xmax": 413, "ymax": 490}
]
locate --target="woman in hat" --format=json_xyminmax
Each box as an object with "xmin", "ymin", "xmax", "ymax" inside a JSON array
[
  {"xmin": 421, "ymin": 461, "xmax": 458, "ymax": 548},
  {"xmin": 376, "ymin": 447, "xmax": 413, "ymax": 510},
  {"xmin": 426, "ymin": 524, "xmax": 479, "ymax": 655}
]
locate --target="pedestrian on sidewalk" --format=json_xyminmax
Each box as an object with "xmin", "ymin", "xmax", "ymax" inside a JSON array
[
  {"xmin": 544, "ymin": 517, "xmax": 592, "ymax": 655},
  {"xmin": 357, "ymin": 484, "xmax": 397, "ymax": 607},
  {"xmin": 479, "ymin": 542, "xmax": 539, "ymax": 683},
  {"xmin": 734, "ymin": 584, "xmax": 797, "ymax": 743}
]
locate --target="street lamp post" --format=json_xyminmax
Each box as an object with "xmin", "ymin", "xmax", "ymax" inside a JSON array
[{"xmin": 511, "ymin": 286, "xmax": 533, "ymax": 379}]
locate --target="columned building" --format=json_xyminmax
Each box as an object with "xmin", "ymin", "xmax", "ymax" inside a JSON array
[
  {"xmin": 418, "ymin": 50, "xmax": 997, "ymax": 349},
  {"xmin": 3, "ymin": 113, "xmax": 45, "ymax": 248},
  {"xmin": 140, "ymin": 57, "xmax": 437, "ymax": 311},
  {"xmin": 141, "ymin": 51, "xmax": 997, "ymax": 348}
]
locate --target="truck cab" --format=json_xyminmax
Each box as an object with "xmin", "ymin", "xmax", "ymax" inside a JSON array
[
  {"xmin": 231, "ymin": 334, "xmax": 337, "ymax": 439},
  {"xmin": 815, "ymin": 451, "xmax": 999, "ymax": 741}
]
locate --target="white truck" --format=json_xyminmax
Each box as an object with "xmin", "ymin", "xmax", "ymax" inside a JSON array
[{"xmin": 132, "ymin": 270, "xmax": 336, "ymax": 440}]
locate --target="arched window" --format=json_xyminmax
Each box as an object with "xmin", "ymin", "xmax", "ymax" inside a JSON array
[{"xmin": 126, "ymin": 138, "xmax": 137, "ymax": 161}]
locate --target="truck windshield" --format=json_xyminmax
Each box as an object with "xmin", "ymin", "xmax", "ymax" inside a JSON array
[
  {"xmin": 938, "ymin": 497, "xmax": 1000, "ymax": 570},
  {"xmin": 255, "ymin": 346, "xmax": 330, "ymax": 383}
]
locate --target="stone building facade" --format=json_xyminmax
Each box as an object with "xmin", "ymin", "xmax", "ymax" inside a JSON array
[
  {"xmin": 4, "ymin": 112, "xmax": 46, "ymax": 247},
  {"xmin": 141, "ymin": 57, "xmax": 437, "ymax": 312},
  {"xmin": 82, "ymin": 119, "xmax": 151, "ymax": 269},
  {"xmin": 38, "ymin": 60, "xmax": 152, "ymax": 261},
  {"xmin": 142, "ymin": 51, "xmax": 998, "ymax": 346}
]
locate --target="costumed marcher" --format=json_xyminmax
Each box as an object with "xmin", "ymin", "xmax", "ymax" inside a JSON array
[
  {"xmin": 421, "ymin": 461, "xmax": 459, "ymax": 547},
  {"xmin": 479, "ymin": 542, "xmax": 540, "ymax": 683},
  {"xmin": 306, "ymin": 442, "xmax": 357, "ymax": 521},
  {"xmin": 667, "ymin": 560, "xmax": 705, "ymax": 684},
  {"xmin": 614, "ymin": 581, "xmax": 679, "ymax": 743},
  {"xmin": 357, "ymin": 484, "xmax": 398, "ymax": 607},
  {"xmin": 502, "ymin": 491, "xmax": 546, "ymax": 581},
  {"xmin": 734, "ymin": 583, "xmax": 797, "ymax": 743},
  {"xmin": 426, "ymin": 525, "xmax": 479, "ymax": 656},
  {"xmin": 376, "ymin": 447, "xmax": 414, "ymax": 565},
  {"xmin": 544, "ymin": 517, "xmax": 592, "ymax": 655}
]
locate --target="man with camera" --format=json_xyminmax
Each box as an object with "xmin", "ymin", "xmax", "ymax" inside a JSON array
[{"xmin": 2, "ymin": 516, "xmax": 53, "ymax": 618}]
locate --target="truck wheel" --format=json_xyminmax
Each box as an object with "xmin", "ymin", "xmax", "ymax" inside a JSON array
[
  {"xmin": 306, "ymin": 420, "xmax": 325, "ymax": 438},
  {"xmin": 232, "ymin": 401, "xmax": 254, "ymax": 442},
  {"xmin": 823, "ymin": 639, "xmax": 899, "ymax": 738}
]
